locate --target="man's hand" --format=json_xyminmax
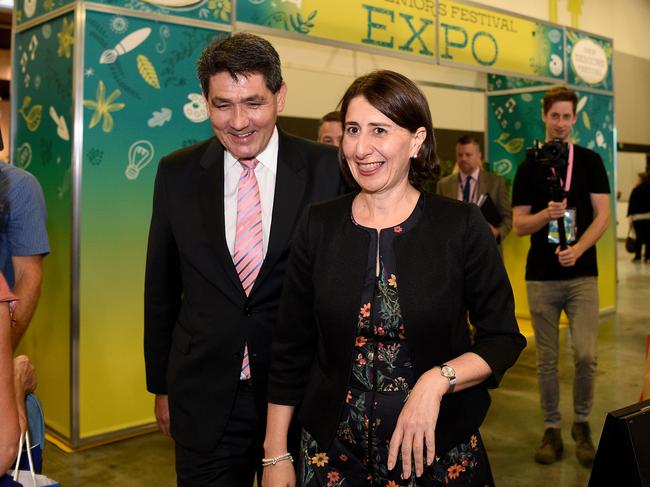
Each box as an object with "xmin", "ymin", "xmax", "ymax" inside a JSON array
[
  {"xmin": 555, "ymin": 244, "xmax": 583, "ymax": 267},
  {"xmin": 155, "ymin": 394, "xmax": 171, "ymax": 436},
  {"xmin": 547, "ymin": 199, "xmax": 567, "ymax": 221},
  {"xmin": 13, "ymin": 355, "xmax": 36, "ymax": 395},
  {"xmin": 13, "ymin": 355, "xmax": 36, "ymax": 435}
]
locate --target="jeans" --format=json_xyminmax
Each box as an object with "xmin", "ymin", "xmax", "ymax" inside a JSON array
[{"xmin": 527, "ymin": 277, "xmax": 599, "ymax": 428}]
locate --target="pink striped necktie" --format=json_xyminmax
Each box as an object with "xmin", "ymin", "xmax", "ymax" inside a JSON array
[{"xmin": 234, "ymin": 158, "xmax": 263, "ymax": 380}]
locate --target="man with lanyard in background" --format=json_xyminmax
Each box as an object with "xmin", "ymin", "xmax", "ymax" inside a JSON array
[
  {"xmin": 437, "ymin": 134, "xmax": 512, "ymax": 246},
  {"xmin": 511, "ymin": 87, "xmax": 610, "ymax": 468}
]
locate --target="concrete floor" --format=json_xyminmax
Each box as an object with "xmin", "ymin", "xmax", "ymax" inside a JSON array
[{"xmin": 41, "ymin": 242, "xmax": 649, "ymax": 486}]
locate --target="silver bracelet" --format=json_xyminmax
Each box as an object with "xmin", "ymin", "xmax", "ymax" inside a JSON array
[{"xmin": 262, "ymin": 452, "xmax": 293, "ymax": 467}]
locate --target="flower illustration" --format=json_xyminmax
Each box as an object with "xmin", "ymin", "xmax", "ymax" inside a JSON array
[
  {"xmin": 83, "ymin": 81, "xmax": 125, "ymax": 133},
  {"xmin": 447, "ymin": 463, "xmax": 466, "ymax": 480},
  {"xmin": 43, "ymin": 0, "xmax": 55, "ymax": 11},
  {"xmin": 470, "ymin": 434, "xmax": 478, "ymax": 449},
  {"xmin": 360, "ymin": 303, "xmax": 371, "ymax": 318},
  {"xmin": 355, "ymin": 353, "xmax": 367, "ymax": 366},
  {"xmin": 310, "ymin": 452, "xmax": 329, "ymax": 467},
  {"xmin": 388, "ymin": 274, "xmax": 397, "ymax": 288},
  {"xmin": 339, "ymin": 454, "xmax": 348, "ymax": 462},
  {"xmin": 355, "ymin": 336, "xmax": 368, "ymax": 347},
  {"xmin": 327, "ymin": 471, "xmax": 340, "ymax": 484},
  {"xmin": 346, "ymin": 390, "xmax": 352, "ymax": 403},
  {"xmin": 57, "ymin": 17, "xmax": 74, "ymax": 58},
  {"xmin": 393, "ymin": 225, "xmax": 403, "ymax": 233},
  {"xmin": 207, "ymin": 0, "xmax": 231, "ymax": 22}
]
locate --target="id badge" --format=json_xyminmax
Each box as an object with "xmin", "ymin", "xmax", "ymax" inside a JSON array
[{"xmin": 548, "ymin": 208, "xmax": 577, "ymax": 244}]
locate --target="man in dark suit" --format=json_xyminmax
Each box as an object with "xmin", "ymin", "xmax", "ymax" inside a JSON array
[
  {"xmin": 144, "ymin": 33, "xmax": 343, "ymax": 486},
  {"xmin": 437, "ymin": 135, "xmax": 512, "ymax": 244}
]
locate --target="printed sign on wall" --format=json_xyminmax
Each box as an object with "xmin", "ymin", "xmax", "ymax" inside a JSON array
[
  {"xmin": 237, "ymin": 0, "xmax": 437, "ymax": 60},
  {"xmin": 438, "ymin": 0, "xmax": 564, "ymax": 80},
  {"xmin": 567, "ymin": 29, "xmax": 612, "ymax": 92}
]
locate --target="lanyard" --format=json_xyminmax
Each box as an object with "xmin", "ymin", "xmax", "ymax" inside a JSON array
[
  {"xmin": 564, "ymin": 143, "xmax": 574, "ymax": 192},
  {"xmin": 549, "ymin": 143, "xmax": 574, "ymax": 193}
]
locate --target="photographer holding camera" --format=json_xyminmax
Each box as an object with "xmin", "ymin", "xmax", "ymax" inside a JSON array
[{"xmin": 511, "ymin": 87, "xmax": 610, "ymax": 468}]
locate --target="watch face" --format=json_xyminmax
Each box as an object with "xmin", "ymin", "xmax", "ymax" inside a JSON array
[{"xmin": 441, "ymin": 365, "xmax": 455, "ymax": 378}]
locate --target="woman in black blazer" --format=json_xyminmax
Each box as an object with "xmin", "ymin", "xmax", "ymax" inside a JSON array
[{"xmin": 262, "ymin": 71, "xmax": 526, "ymax": 486}]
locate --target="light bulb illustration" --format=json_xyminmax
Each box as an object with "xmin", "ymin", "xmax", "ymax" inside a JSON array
[{"xmin": 125, "ymin": 140, "xmax": 154, "ymax": 180}]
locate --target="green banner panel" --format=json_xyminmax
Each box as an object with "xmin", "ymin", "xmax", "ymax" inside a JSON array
[
  {"xmin": 14, "ymin": 0, "xmax": 74, "ymax": 27},
  {"xmin": 487, "ymin": 74, "xmax": 554, "ymax": 92},
  {"xmin": 13, "ymin": 13, "xmax": 75, "ymax": 438},
  {"xmin": 488, "ymin": 89, "xmax": 616, "ymax": 317},
  {"xmin": 89, "ymin": 0, "xmax": 231, "ymax": 24},
  {"xmin": 79, "ymin": 11, "xmax": 223, "ymax": 437},
  {"xmin": 567, "ymin": 29, "xmax": 613, "ymax": 92}
]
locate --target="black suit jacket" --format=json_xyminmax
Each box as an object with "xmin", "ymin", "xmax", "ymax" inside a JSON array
[
  {"xmin": 268, "ymin": 192, "xmax": 526, "ymax": 454},
  {"xmin": 144, "ymin": 129, "xmax": 343, "ymax": 452}
]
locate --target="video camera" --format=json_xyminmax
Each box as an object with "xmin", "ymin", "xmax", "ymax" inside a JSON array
[
  {"xmin": 525, "ymin": 138, "xmax": 571, "ymax": 249},
  {"xmin": 525, "ymin": 139, "xmax": 569, "ymax": 202}
]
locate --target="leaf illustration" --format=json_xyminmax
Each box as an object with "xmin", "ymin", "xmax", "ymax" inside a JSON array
[
  {"xmin": 576, "ymin": 95, "xmax": 588, "ymax": 113},
  {"xmin": 24, "ymin": 105, "xmax": 43, "ymax": 131},
  {"xmin": 136, "ymin": 54, "xmax": 160, "ymax": 89},
  {"xmin": 504, "ymin": 137, "xmax": 524, "ymax": 154},
  {"xmin": 495, "ymin": 134, "xmax": 524, "ymax": 154},
  {"xmin": 582, "ymin": 111, "xmax": 591, "ymax": 130}
]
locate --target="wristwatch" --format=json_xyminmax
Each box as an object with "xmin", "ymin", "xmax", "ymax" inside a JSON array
[{"xmin": 439, "ymin": 364, "xmax": 456, "ymax": 393}]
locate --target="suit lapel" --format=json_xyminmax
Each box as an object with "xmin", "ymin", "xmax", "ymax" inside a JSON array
[
  {"xmin": 251, "ymin": 131, "xmax": 306, "ymax": 294},
  {"xmin": 478, "ymin": 170, "xmax": 492, "ymax": 199},
  {"xmin": 197, "ymin": 138, "xmax": 245, "ymax": 299}
]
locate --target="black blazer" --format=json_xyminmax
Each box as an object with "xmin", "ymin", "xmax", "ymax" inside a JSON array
[
  {"xmin": 268, "ymin": 192, "xmax": 526, "ymax": 454},
  {"xmin": 144, "ymin": 130, "xmax": 344, "ymax": 452}
]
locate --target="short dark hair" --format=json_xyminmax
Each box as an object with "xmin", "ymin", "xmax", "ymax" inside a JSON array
[
  {"xmin": 456, "ymin": 134, "xmax": 481, "ymax": 150},
  {"xmin": 319, "ymin": 111, "xmax": 341, "ymax": 128},
  {"xmin": 197, "ymin": 33, "xmax": 283, "ymax": 96},
  {"xmin": 338, "ymin": 70, "xmax": 438, "ymax": 190},
  {"xmin": 543, "ymin": 86, "xmax": 578, "ymax": 114}
]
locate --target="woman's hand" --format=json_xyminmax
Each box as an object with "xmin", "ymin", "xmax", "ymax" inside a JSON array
[
  {"xmin": 261, "ymin": 460, "xmax": 296, "ymax": 487},
  {"xmin": 387, "ymin": 368, "xmax": 448, "ymax": 478}
]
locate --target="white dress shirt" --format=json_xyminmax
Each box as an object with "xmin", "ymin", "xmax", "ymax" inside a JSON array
[{"xmin": 224, "ymin": 128, "xmax": 278, "ymax": 258}]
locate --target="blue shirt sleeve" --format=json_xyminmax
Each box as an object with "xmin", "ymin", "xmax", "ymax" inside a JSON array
[{"xmin": 6, "ymin": 169, "xmax": 50, "ymax": 257}]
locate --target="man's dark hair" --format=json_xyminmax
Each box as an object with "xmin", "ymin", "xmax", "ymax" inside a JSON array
[
  {"xmin": 457, "ymin": 134, "xmax": 481, "ymax": 150},
  {"xmin": 338, "ymin": 70, "xmax": 438, "ymax": 190},
  {"xmin": 319, "ymin": 111, "xmax": 341, "ymax": 128},
  {"xmin": 197, "ymin": 33, "xmax": 283, "ymax": 96},
  {"xmin": 543, "ymin": 86, "xmax": 578, "ymax": 115}
]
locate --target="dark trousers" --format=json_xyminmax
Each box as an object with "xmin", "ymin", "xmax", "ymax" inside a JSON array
[
  {"xmin": 175, "ymin": 380, "xmax": 263, "ymax": 487},
  {"xmin": 633, "ymin": 220, "xmax": 650, "ymax": 260}
]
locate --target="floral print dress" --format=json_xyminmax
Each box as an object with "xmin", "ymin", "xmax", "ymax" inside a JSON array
[{"xmin": 301, "ymin": 196, "xmax": 494, "ymax": 487}]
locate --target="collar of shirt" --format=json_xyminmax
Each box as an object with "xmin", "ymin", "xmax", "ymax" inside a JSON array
[
  {"xmin": 460, "ymin": 167, "xmax": 481, "ymax": 185},
  {"xmin": 224, "ymin": 127, "xmax": 279, "ymax": 176}
]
